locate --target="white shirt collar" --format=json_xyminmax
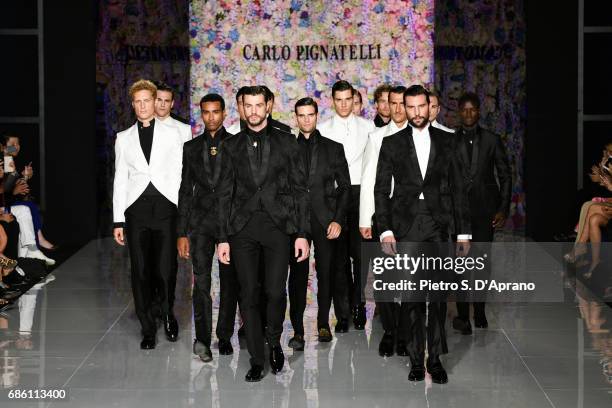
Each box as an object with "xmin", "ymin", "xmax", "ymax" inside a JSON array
[{"xmin": 389, "ymin": 120, "xmax": 407, "ymax": 133}]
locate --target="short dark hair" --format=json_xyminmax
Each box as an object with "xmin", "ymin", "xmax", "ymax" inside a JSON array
[
  {"xmin": 331, "ymin": 80, "xmax": 354, "ymax": 98},
  {"xmin": 199, "ymin": 93, "xmax": 225, "ymax": 111},
  {"xmin": 261, "ymin": 85, "xmax": 275, "ymax": 101},
  {"xmin": 294, "ymin": 97, "xmax": 319, "ymax": 114},
  {"xmin": 458, "ymin": 92, "xmax": 481, "ymax": 109},
  {"xmin": 2, "ymin": 133, "xmax": 18, "ymax": 145},
  {"xmin": 404, "ymin": 84, "xmax": 430, "ymax": 104},
  {"xmin": 243, "ymin": 85, "xmax": 272, "ymax": 103},
  {"xmin": 153, "ymin": 81, "xmax": 174, "ymax": 99},
  {"xmin": 374, "ymin": 84, "xmax": 392, "ymax": 102},
  {"xmin": 352, "ymin": 88, "xmax": 363, "ymax": 103},
  {"xmin": 236, "ymin": 86, "xmax": 249, "ymax": 102},
  {"xmin": 389, "ymin": 85, "xmax": 407, "ymax": 96}
]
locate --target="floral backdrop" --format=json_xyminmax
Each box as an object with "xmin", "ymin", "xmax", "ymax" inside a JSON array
[
  {"xmin": 189, "ymin": 0, "xmax": 435, "ymax": 133},
  {"xmin": 434, "ymin": 0, "xmax": 526, "ymax": 231}
]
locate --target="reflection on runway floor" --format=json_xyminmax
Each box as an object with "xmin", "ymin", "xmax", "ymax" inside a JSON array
[{"xmin": 0, "ymin": 239, "xmax": 610, "ymax": 407}]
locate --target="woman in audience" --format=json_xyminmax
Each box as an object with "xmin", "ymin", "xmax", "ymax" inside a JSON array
[
  {"xmin": 565, "ymin": 144, "xmax": 612, "ymax": 276},
  {"xmin": 3, "ymin": 134, "xmax": 57, "ymax": 250}
]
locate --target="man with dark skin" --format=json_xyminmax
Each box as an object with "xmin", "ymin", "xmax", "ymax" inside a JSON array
[
  {"xmin": 452, "ymin": 92, "xmax": 512, "ymax": 335},
  {"xmin": 177, "ymin": 94, "xmax": 238, "ymax": 362}
]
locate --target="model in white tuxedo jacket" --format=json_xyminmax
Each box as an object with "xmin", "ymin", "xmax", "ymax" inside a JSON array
[
  {"xmin": 359, "ymin": 120, "xmax": 407, "ymax": 228},
  {"xmin": 317, "ymin": 113, "xmax": 374, "ymax": 186},
  {"xmin": 159, "ymin": 115, "xmax": 193, "ymax": 140},
  {"xmin": 112, "ymin": 119, "xmax": 189, "ymax": 224}
]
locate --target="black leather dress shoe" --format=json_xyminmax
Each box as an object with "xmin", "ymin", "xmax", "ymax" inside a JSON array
[
  {"xmin": 474, "ymin": 314, "xmax": 488, "ymax": 328},
  {"xmin": 288, "ymin": 334, "xmax": 305, "ymax": 350},
  {"xmin": 335, "ymin": 318, "xmax": 349, "ymax": 333},
  {"xmin": 408, "ymin": 361, "xmax": 425, "ymax": 382},
  {"xmin": 163, "ymin": 315, "xmax": 179, "ymax": 342},
  {"xmin": 140, "ymin": 336, "xmax": 156, "ymax": 350},
  {"xmin": 352, "ymin": 304, "xmax": 366, "ymax": 330},
  {"xmin": 245, "ymin": 364, "xmax": 264, "ymax": 382},
  {"xmin": 193, "ymin": 340, "xmax": 213, "ymax": 362},
  {"xmin": 378, "ymin": 332, "xmax": 395, "ymax": 357},
  {"xmin": 427, "ymin": 356, "xmax": 448, "ymax": 384},
  {"xmin": 218, "ymin": 339, "xmax": 233, "ymax": 355},
  {"xmin": 452, "ymin": 317, "xmax": 472, "ymax": 335},
  {"xmin": 396, "ymin": 339, "xmax": 409, "ymax": 356},
  {"xmin": 318, "ymin": 327, "xmax": 333, "ymax": 343},
  {"xmin": 269, "ymin": 345, "xmax": 285, "ymax": 374}
]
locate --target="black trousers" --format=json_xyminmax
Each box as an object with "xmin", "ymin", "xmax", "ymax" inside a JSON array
[
  {"xmin": 125, "ymin": 194, "xmax": 178, "ymax": 337},
  {"xmin": 190, "ymin": 233, "xmax": 239, "ymax": 347},
  {"xmin": 333, "ymin": 185, "xmax": 362, "ymax": 319},
  {"xmin": 398, "ymin": 200, "xmax": 449, "ymax": 359},
  {"xmin": 456, "ymin": 214, "xmax": 494, "ymax": 321},
  {"xmin": 289, "ymin": 215, "xmax": 335, "ymax": 334},
  {"xmin": 230, "ymin": 210, "xmax": 290, "ymax": 366}
]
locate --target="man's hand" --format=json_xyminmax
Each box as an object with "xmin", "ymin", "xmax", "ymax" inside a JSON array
[
  {"xmin": 602, "ymin": 206, "xmax": 612, "ymax": 216},
  {"xmin": 492, "ymin": 212, "xmax": 507, "ymax": 229},
  {"xmin": 217, "ymin": 242, "xmax": 231, "ymax": 264},
  {"xmin": 381, "ymin": 235, "xmax": 397, "ymax": 256},
  {"xmin": 113, "ymin": 227, "xmax": 125, "ymax": 246},
  {"xmin": 327, "ymin": 222, "xmax": 342, "ymax": 240},
  {"xmin": 456, "ymin": 240, "xmax": 471, "ymax": 257},
  {"xmin": 294, "ymin": 238, "xmax": 310, "ymax": 262},
  {"xmin": 177, "ymin": 237, "xmax": 190, "ymax": 259},
  {"xmin": 359, "ymin": 227, "xmax": 372, "ymax": 240}
]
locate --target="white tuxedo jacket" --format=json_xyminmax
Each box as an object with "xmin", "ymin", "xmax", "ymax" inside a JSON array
[
  {"xmin": 317, "ymin": 113, "xmax": 374, "ymax": 185},
  {"xmin": 159, "ymin": 115, "xmax": 193, "ymax": 141},
  {"xmin": 359, "ymin": 120, "xmax": 407, "ymax": 228},
  {"xmin": 112, "ymin": 120, "xmax": 188, "ymax": 223}
]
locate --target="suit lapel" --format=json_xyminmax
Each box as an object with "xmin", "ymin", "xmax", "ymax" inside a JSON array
[
  {"xmin": 404, "ymin": 128, "xmax": 424, "ymax": 183},
  {"xmin": 469, "ymin": 127, "xmax": 481, "ymax": 178},
  {"xmin": 423, "ymin": 129, "xmax": 437, "ymax": 184},
  {"xmin": 201, "ymin": 136, "xmax": 214, "ymax": 187}
]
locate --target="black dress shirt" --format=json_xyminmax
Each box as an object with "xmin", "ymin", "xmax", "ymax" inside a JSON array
[
  {"xmin": 374, "ymin": 114, "xmax": 389, "ymax": 128},
  {"xmin": 204, "ymin": 129, "xmax": 222, "ymax": 173},
  {"xmin": 461, "ymin": 126, "xmax": 477, "ymax": 160},
  {"xmin": 246, "ymin": 125, "xmax": 267, "ymax": 169},
  {"xmin": 297, "ymin": 132, "xmax": 314, "ymax": 176}
]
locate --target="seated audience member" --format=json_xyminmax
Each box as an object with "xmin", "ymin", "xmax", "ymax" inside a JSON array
[
  {"xmin": 565, "ymin": 143, "xmax": 612, "ymax": 276},
  {"xmin": 2, "ymin": 134, "xmax": 57, "ymax": 250}
]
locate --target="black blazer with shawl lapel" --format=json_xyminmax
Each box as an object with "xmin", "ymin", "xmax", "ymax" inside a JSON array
[
  {"xmin": 301, "ymin": 130, "xmax": 351, "ymax": 229},
  {"xmin": 374, "ymin": 126, "xmax": 471, "ymax": 239},
  {"xmin": 456, "ymin": 125, "xmax": 512, "ymax": 222},
  {"xmin": 217, "ymin": 124, "xmax": 310, "ymax": 242},
  {"xmin": 177, "ymin": 126, "xmax": 233, "ymax": 237}
]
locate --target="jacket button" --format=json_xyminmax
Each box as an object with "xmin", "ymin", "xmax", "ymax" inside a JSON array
[
  {"xmin": 211, "ymin": 188, "xmax": 215, "ymax": 192},
  {"xmin": 307, "ymin": 188, "xmax": 310, "ymax": 192},
  {"xmin": 257, "ymin": 187, "xmax": 262, "ymax": 191}
]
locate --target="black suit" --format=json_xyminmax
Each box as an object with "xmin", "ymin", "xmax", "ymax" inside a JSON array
[
  {"xmin": 455, "ymin": 125, "xmax": 511, "ymax": 320},
  {"xmin": 289, "ymin": 130, "xmax": 351, "ymax": 333},
  {"xmin": 218, "ymin": 123, "xmax": 309, "ymax": 366},
  {"xmin": 268, "ymin": 117, "xmax": 292, "ymax": 133},
  {"xmin": 374, "ymin": 125, "xmax": 470, "ymax": 359},
  {"xmin": 177, "ymin": 127, "xmax": 238, "ymax": 347}
]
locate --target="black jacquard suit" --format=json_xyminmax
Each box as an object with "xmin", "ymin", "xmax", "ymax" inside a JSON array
[{"xmin": 177, "ymin": 127, "xmax": 238, "ymax": 347}]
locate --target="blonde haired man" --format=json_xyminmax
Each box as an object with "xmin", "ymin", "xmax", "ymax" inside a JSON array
[{"xmin": 113, "ymin": 79, "xmax": 186, "ymax": 349}]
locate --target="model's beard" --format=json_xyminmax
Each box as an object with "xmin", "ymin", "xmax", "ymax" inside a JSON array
[
  {"xmin": 247, "ymin": 114, "xmax": 266, "ymax": 127},
  {"xmin": 408, "ymin": 116, "xmax": 427, "ymax": 129}
]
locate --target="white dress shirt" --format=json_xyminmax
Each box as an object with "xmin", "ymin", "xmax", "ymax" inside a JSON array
[
  {"xmin": 359, "ymin": 120, "xmax": 407, "ymax": 228},
  {"xmin": 380, "ymin": 123, "xmax": 470, "ymax": 241},
  {"xmin": 317, "ymin": 113, "xmax": 374, "ymax": 185},
  {"xmin": 431, "ymin": 119, "xmax": 455, "ymax": 133},
  {"xmin": 226, "ymin": 120, "xmax": 241, "ymax": 135}
]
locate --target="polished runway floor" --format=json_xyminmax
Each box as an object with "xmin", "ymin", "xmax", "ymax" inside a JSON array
[{"xmin": 0, "ymin": 238, "xmax": 610, "ymax": 407}]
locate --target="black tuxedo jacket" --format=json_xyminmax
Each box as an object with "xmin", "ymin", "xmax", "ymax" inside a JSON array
[
  {"xmin": 374, "ymin": 126, "xmax": 471, "ymax": 239},
  {"xmin": 217, "ymin": 124, "xmax": 309, "ymax": 242},
  {"xmin": 177, "ymin": 127, "xmax": 233, "ymax": 237},
  {"xmin": 269, "ymin": 117, "xmax": 291, "ymax": 133},
  {"xmin": 300, "ymin": 130, "xmax": 351, "ymax": 229},
  {"xmin": 456, "ymin": 126, "xmax": 512, "ymax": 221}
]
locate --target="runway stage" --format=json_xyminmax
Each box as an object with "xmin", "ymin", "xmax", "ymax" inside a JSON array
[{"xmin": 0, "ymin": 239, "xmax": 609, "ymax": 408}]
